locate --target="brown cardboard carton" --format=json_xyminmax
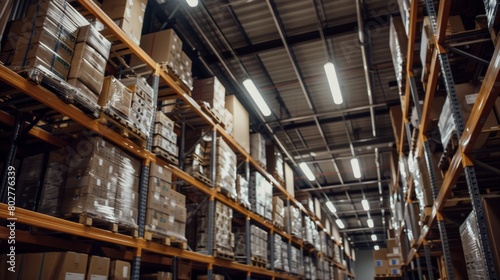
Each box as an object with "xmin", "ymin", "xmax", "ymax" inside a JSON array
[
  {"xmin": 44, "ymin": 252, "xmax": 88, "ymax": 280},
  {"xmin": 178, "ymin": 262, "xmax": 191, "ymax": 280},
  {"xmin": 387, "ymin": 238, "xmax": 400, "ymax": 255},
  {"xmin": 17, "ymin": 253, "xmax": 43, "ymax": 279},
  {"xmin": 148, "ymin": 176, "xmax": 171, "ymax": 197},
  {"xmin": 130, "ymin": 29, "xmax": 181, "ymax": 66},
  {"xmin": 16, "ymin": 28, "xmax": 74, "ymax": 62},
  {"xmin": 146, "ymin": 208, "xmax": 170, "ymax": 234},
  {"xmin": 99, "ymin": 76, "xmax": 132, "ymax": 118},
  {"xmin": 67, "ymin": 79, "xmax": 100, "ymax": 105},
  {"xmin": 109, "ymin": 260, "xmax": 130, "ymax": 280},
  {"xmin": 173, "ymin": 206, "xmax": 187, "ymax": 223},
  {"xmin": 373, "ymin": 248, "xmax": 388, "ymax": 261},
  {"xmin": 86, "ymin": 255, "xmax": 110, "ymax": 280},
  {"xmin": 12, "ymin": 43, "xmax": 70, "ymax": 78},
  {"xmin": 76, "ymin": 25, "xmax": 111, "ymax": 60},
  {"xmin": 146, "ymin": 191, "xmax": 169, "ymax": 212},
  {"xmin": 141, "ymin": 272, "xmax": 172, "ymax": 280},
  {"xmin": 149, "ymin": 162, "xmax": 172, "ymax": 183},
  {"xmin": 170, "ymin": 188, "xmax": 186, "ymax": 207},
  {"xmin": 374, "ymin": 259, "xmax": 388, "ymax": 275},
  {"xmin": 72, "ymin": 42, "xmax": 107, "ymax": 74},
  {"xmin": 68, "ymin": 56, "xmax": 105, "ymax": 94}
]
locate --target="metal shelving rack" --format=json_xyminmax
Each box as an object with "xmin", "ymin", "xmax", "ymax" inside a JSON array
[
  {"xmin": 395, "ymin": 0, "xmax": 500, "ymax": 279},
  {"xmin": 0, "ymin": 0, "xmax": 350, "ymax": 279}
]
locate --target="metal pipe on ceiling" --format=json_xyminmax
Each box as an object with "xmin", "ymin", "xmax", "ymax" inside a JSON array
[{"xmin": 355, "ymin": 0, "xmax": 377, "ymax": 138}]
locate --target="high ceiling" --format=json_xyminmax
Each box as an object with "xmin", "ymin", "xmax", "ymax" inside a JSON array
[{"xmin": 149, "ymin": 0, "xmax": 403, "ymax": 249}]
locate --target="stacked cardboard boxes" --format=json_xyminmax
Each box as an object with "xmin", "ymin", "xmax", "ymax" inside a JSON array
[
  {"xmin": 146, "ymin": 162, "xmax": 173, "ymax": 238},
  {"xmin": 250, "ymin": 133, "xmax": 266, "ymax": 168},
  {"xmin": 284, "ymin": 205, "xmax": 302, "ymax": 237},
  {"xmin": 249, "ymin": 172, "xmax": 273, "ymax": 220},
  {"xmin": 192, "ymin": 77, "xmax": 226, "ymax": 122},
  {"xmin": 152, "ymin": 111, "xmax": 178, "ymax": 161},
  {"xmin": 62, "ymin": 137, "xmax": 140, "ymax": 227},
  {"xmin": 438, "ymin": 83, "xmax": 499, "ymax": 151},
  {"xmin": 271, "ymin": 234, "xmax": 284, "ymax": 270},
  {"xmin": 130, "ymin": 29, "xmax": 193, "ymax": 89},
  {"xmin": 281, "ymin": 241, "xmax": 290, "ymax": 272},
  {"xmin": 303, "ymin": 215, "xmax": 315, "ymax": 245},
  {"xmin": 290, "ymin": 246, "xmax": 303, "ymax": 275},
  {"xmin": 295, "ymin": 191, "xmax": 315, "ymax": 214},
  {"xmin": 142, "ymin": 272, "xmax": 173, "ymax": 280},
  {"xmin": 266, "ymin": 145, "xmax": 284, "ymax": 182},
  {"xmin": 207, "ymin": 137, "xmax": 237, "ymax": 199},
  {"xmin": 387, "ymin": 238, "xmax": 403, "ymax": 276},
  {"xmin": 236, "ymin": 175, "xmax": 251, "ymax": 209},
  {"xmin": 192, "ymin": 201, "xmax": 234, "ymax": 253},
  {"xmin": 101, "ymin": 0, "xmax": 147, "ymax": 45},
  {"xmin": 15, "ymin": 154, "xmax": 45, "ymax": 211},
  {"xmin": 234, "ymin": 225, "xmax": 268, "ymax": 264},
  {"xmin": 121, "ymin": 77, "xmax": 155, "ymax": 137},
  {"xmin": 222, "ymin": 108, "xmax": 234, "ymax": 135},
  {"xmin": 68, "ymin": 25, "xmax": 111, "ymax": 107},
  {"xmin": 272, "ymin": 196, "xmax": 285, "ymax": 229},
  {"xmin": 183, "ymin": 134, "xmax": 211, "ymax": 182},
  {"xmin": 99, "ymin": 76, "xmax": 133, "ymax": 120},
  {"xmin": 225, "ymin": 95, "xmax": 250, "ymax": 153},
  {"xmin": 110, "ymin": 260, "xmax": 131, "ymax": 280},
  {"xmin": 304, "ymin": 256, "xmax": 315, "ymax": 279},
  {"xmin": 389, "ymin": 15, "xmax": 408, "ymax": 96},
  {"xmin": 197, "ymin": 275, "xmax": 224, "ymax": 280},
  {"xmin": 7, "ymin": 1, "xmax": 87, "ymax": 79},
  {"xmin": 373, "ymin": 248, "xmax": 389, "ymax": 275}
]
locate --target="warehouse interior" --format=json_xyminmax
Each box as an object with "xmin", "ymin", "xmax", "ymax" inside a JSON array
[{"xmin": 0, "ymin": 0, "xmax": 499, "ymax": 279}]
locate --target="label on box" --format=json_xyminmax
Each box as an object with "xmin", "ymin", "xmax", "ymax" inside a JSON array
[
  {"xmin": 375, "ymin": 260, "xmax": 383, "ymax": 267},
  {"xmin": 65, "ymin": 273, "xmax": 85, "ymax": 280},
  {"xmin": 465, "ymin": 93, "xmax": 478, "ymax": 104},
  {"xmin": 123, "ymin": 266, "xmax": 129, "ymax": 277}
]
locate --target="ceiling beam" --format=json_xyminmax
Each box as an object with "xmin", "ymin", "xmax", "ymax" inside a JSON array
[
  {"xmin": 336, "ymin": 207, "xmax": 390, "ymax": 215},
  {"xmin": 340, "ymin": 226, "xmax": 385, "ymax": 233},
  {"xmin": 202, "ymin": 15, "xmax": 390, "ymax": 62},
  {"xmin": 287, "ymin": 136, "xmax": 395, "ymax": 156},
  {"xmin": 299, "ymin": 179, "xmax": 390, "ymax": 192}
]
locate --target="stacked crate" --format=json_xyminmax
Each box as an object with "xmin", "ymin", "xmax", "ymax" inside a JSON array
[
  {"xmin": 236, "ymin": 175, "xmax": 251, "ymax": 209},
  {"xmin": 68, "ymin": 25, "xmax": 111, "ymax": 106},
  {"xmin": 152, "ymin": 111, "xmax": 178, "ymax": 163},
  {"xmin": 192, "ymin": 77, "xmax": 226, "ymax": 123},
  {"xmin": 6, "ymin": 1, "xmax": 87, "ymax": 79},
  {"xmin": 284, "ymin": 205, "xmax": 302, "ymax": 237},
  {"xmin": 146, "ymin": 162, "xmax": 179, "ymax": 240},
  {"xmin": 206, "ymin": 138, "xmax": 237, "ymax": 199},
  {"xmin": 290, "ymin": 246, "xmax": 303, "ymax": 275},
  {"xmin": 62, "ymin": 137, "xmax": 140, "ymax": 228},
  {"xmin": 271, "ymin": 234, "xmax": 283, "ymax": 270},
  {"xmin": 121, "ymin": 77, "xmax": 155, "ymax": 137},
  {"xmin": 184, "ymin": 138, "xmax": 211, "ymax": 182},
  {"xmin": 99, "ymin": 76, "xmax": 133, "ymax": 124},
  {"xmin": 16, "ymin": 154, "xmax": 45, "ymax": 211},
  {"xmin": 282, "ymin": 243, "xmax": 290, "ymax": 272},
  {"xmin": 193, "ymin": 201, "xmax": 234, "ymax": 255},
  {"xmin": 38, "ymin": 150, "xmax": 69, "ymax": 216},
  {"xmin": 101, "ymin": 0, "xmax": 147, "ymax": 45},
  {"xmin": 272, "ymin": 196, "xmax": 285, "ymax": 230},
  {"xmin": 222, "ymin": 108, "xmax": 234, "ymax": 135},
  {"xmin": 250, "ymin": 133, "xmax": 266, "ymax": 168},
  {"xmin": 234, "ymin": 225, "xmax": 268, "ymax": 266},
  {"xmin": 249, "ymin": 172, "xmax": 273, "ymax": 220},
  {"xmin": 266, "ymin": 145, "xmax": 284, "ymax": 183},
  {"xmin": 389, "ymin": 15, "xmax": 408, "ymax": 96},
  {"xmin": 303, "ymin": 215, "xmax": 315, "ymax": 245},
  {"xmin": 170, "ymin": 188, "xmax": 187, "ymax": 240}
]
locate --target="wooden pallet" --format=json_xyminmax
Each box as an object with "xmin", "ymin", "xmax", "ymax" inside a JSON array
[
  {"xmin": 98, "ymin": 111, "xmax": 147, "ymax": 148},
  {"xmin": 251, "ymin": 256, "xmax": 267, "ymax": 268},
  {"xmin": 65, "ymin": 212, "xmax": 138, "ymax": 237},
  {"xmin": 170, "ymin": 237, "xmax": 188, "ymax": 250},
  {"xmin": 273, "ymin": 220, "xmax": 284, "ymax": 231},
  {"xmin": 159, "ymin": 63, "xmax": 192, "ymax": 96},
  {"xmin": 421, "ymin": 206, "xmax": 433, "ymax": 224},
  {"xmin": 198, "ymin": 101, "xmax": 224, "ymax": 126},
  {"xmin": 190, "ymin": 171, "xmax": 212, "ymax": 186},
  {"xmin": 152, "ymin": 147, "xmax": 180, "ymax": 166},
  {"xmin": 145, "ymin": 231, "xmax": 171, "ymax": 245},
  {"xmin": 214, "ymin": 246, "xmax": 235, "ymax": 261},
  {"xmin": 218, "ymin": 186, "xmax": 237, "ymax": 201}
]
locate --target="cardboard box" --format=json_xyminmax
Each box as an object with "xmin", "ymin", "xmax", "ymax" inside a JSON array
[
  {"xmin": 27, "ymin": 1, "xmax": 88, "ymax": 27},
  {"xmin": 148, "ymin": 177, "xmax": 171, "ymax": 198},
  {"xmin": 68, "ymin": 56, "xmax": 105, "ymax": 94},
  {"xmin": 86, "ymin": 255, "xmax": 110, "ymax": 280},
  {"xmin": 374, "ymin": 259, "xmax": 388, "ymax": 275},
  {"xmin": 178, "ymin": 262, "xmax": 191, "ymax": 280},
  {"xmin": 45, "ymin": 251, "xmax": 88, "ymax": 280},
  {"xmin": 266, "ymin": 144, "xmax": 284, "ymax": 180},
  {"xmin": 146, "ymin": 208, "xmax": 170, "ymax": 233},
  {"xmin": 67, "ymin": 78, "xmax": 100, "ymax": 104},
  {"xmin": 388, "ymin": 266, "xmax": 402, "ymax": 275},
  {"xmin": 284, "ymin": 162, "xmax": 295, "ymax": 197},
  {"xmin": 12, "ymin": 43, "xmax": 70, "ymax": 78},
  {"xmin": 109, "ymin": 260, "xmax": 130, "ymax": 280},
  {"xmin": 102, "ymin": 0, "xmax": 147, "ymax": 24},
  {"xmin": 130, "ymin": 29, "xmax": 181, "ymax": 66},
  {"xmin": 149, "ymin": 162, "xmax": 172, "ymax": 183},
  {"xmin": 387, "ymin": 238, "xmax": 400, "ymax": 255},
  {"xmin": 76, "ymin": 25, "xmax": 111, "ymax": 60},
  {"xmin": 15, "ymin": 28, "xmax": 74, "ymax": 62},
  {"xmin": 170, "ymin": 188, "xmax": 186, "ymax": 207},
  {"xmin": 173, "ymin": 206, "xmax": 186, "ymax": 223},
  {"xmin": 72, "ymin": 42, "xmax": 107, "ymax": 74},
  {"xmin": 99, "ymin": 76, "xmax": 133, "ymax": 118}
]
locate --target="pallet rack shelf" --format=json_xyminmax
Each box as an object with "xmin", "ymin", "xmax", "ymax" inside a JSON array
[
  {"xmin": 0, "ymin": 0, "xmax": 349, "ymax": 278},
  {"xmin": 395, "ymin": 0, "xmax": 500, "ymax": 279}
]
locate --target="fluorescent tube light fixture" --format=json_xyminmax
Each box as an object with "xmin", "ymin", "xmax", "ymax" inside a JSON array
[
  {"xmin": 351, "ymin": 158, "xmax": 362, "ymax": 179},
  {"xmin": 186, "ymin": 0, "xmax": 199, "ymax": 7},
  {"xmin": 243, "ymin": 79, "xmax": 271, "ymax": 117},
  {"xmin": 324, "ymin": 62, "xmax": 343, "ymax": 104},
  {"xmin": 335, "ymin": 219, "xmax": 345, "ymax": 229},
  {"xmin": 299, "ymin": 162, "xmax": 315, "ymax": 181},
  {"xmin": 325, "ymin": 201, "xmax": 337, "ymax": 213},
  {"xmin": 367, "ymin": 218, "xmax": 374, "ymax": 228},
  {"xmin": 371, "ymin": 234, "xmax": 377, "ymax": 241},
  {"xmin": 374, "ymin": 245, "xmax": 380, "ymax": 250},
  {"xmin": 362, "ymin": 199, "xmax": 370, "ymax": 211}
]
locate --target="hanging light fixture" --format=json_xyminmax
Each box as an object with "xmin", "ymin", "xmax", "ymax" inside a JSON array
[
  {"xmin": 374, "ymin": 245, "xmax": 380, "ymax": 250},
  {"xmin": 335, "ymin": 219, "xmax": 345, "ymax": 229},
  {"xmin": 361, "ymin": 199, "xmax": 370, "ymax": 211},
  {"xmin": 186, "ymin": 0, "xmax": 199, "ymax": 7},
  {"xmin": 324, "ymin": 62, "xmax": 343, "ymax": 104},
  {"xmin": 243, "ymin": 79, "xmax": 272, "ymax": 116},
  {"xmin": 371, "ymin": 234, "xmax": 377, "ymax": 241},
  {"xmin": 367, "ymin": 218, "xmax": 374, "ymax": 228},
  {"xmin": 351, "ymin": 157, "xmax": 362, "ymax": 179},
  {"xmin": 299, "ymin": 162, "xmax": 315, "ymax": 181},
  {"xmin": 325, "ymin": 201, "xmax": 337, "ymax": 213}
]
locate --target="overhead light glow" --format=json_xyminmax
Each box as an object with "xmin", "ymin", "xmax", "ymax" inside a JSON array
[
  {"xmin": 374, "ymin": 245, "xmax": 380, "ymax": 250},
  {"xmin": 351, "ymin": 158, "xmax": 362, "ymax": 179},
  {"xmin": 362, "ymin": 199, "xmax": 370, "ymax": 211},
  {"xmin": 243, "ymin": 79, "xmax": 271, "ymax": 116},
  {"xmin": 325, "ymin": 201, "xmax": 337, "ymax": 213},
  {"xmin": 186, "ymin": 0, "xmax": 199, "ymax": 7},
  {"xmin": 367, "ymin": 218, "xmax": 374, "ymax": 228},
  {"xmin": 371, "ymin": 234, "xmax": 377, "ymax": 241},
  {"xmin": 324, "ymin": 62, "xmax": 343, "ymax": 104},
  {"xmin": 335, "ymin": 219, "xmax": 345, "ymax": 229},
  {"xmin": 299, "ymin": 162, "xmax": 315, "ymax": 181}
]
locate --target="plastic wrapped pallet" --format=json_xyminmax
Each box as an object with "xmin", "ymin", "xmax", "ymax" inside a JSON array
[
  {"xmin": 16, "ymin": 154, "xmax": 46, "ymax": 210},
  {"xmin": 236, "ymin": 175, "xmax": 250, "ymax": 209},
  {"xmin": 272, "ymin": 234, "xmax": 283, "ymax": 270},
  {"xmin": 121, "ymin": 77, "xmax": 155, "ymax": 136},
  {"xmin": 285, "ymin": 205, "xmax": 302, "ymax": 237},
  {"xmin": 39, "ymin": 149, "xmax": 69, "ymax": 216},
  {"xmin": 99, "ymin": 76, "xmax": 133, "ymax": 119},
  {"xmin": 207, "ymin": 138, "xmax": 237, "ymax": 198},
  {"xmin": 460, "ymin": 211, "xmax": 487, "ymax": 279},
  {"xmin": 250, "ymin": 133, "xmax": 266, "ymax": 168},
  {"xmin": 272, "ymin": 196, "xmax": 284, "ymax": 229},
  {"xmin": 192, "ymin": 201, "xmax": 233, "ymax": 253},
  {"xmin": 68, "ymin": 42, "xmax": 107, "ymax": 95},
  {"xmin": 389, "ymin": 15, "xmax": 408, "ymax": 96},
  {"xmin": 281, "ymin": 243, "xmax": 290, "ymax": 272},
  {"xmin": 249, "ymin": 172, "xmax": 273, "ymax": 219},
  {"xmin": 266, "ymin": 145, "xmax": 284, "ymax": 182}
]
